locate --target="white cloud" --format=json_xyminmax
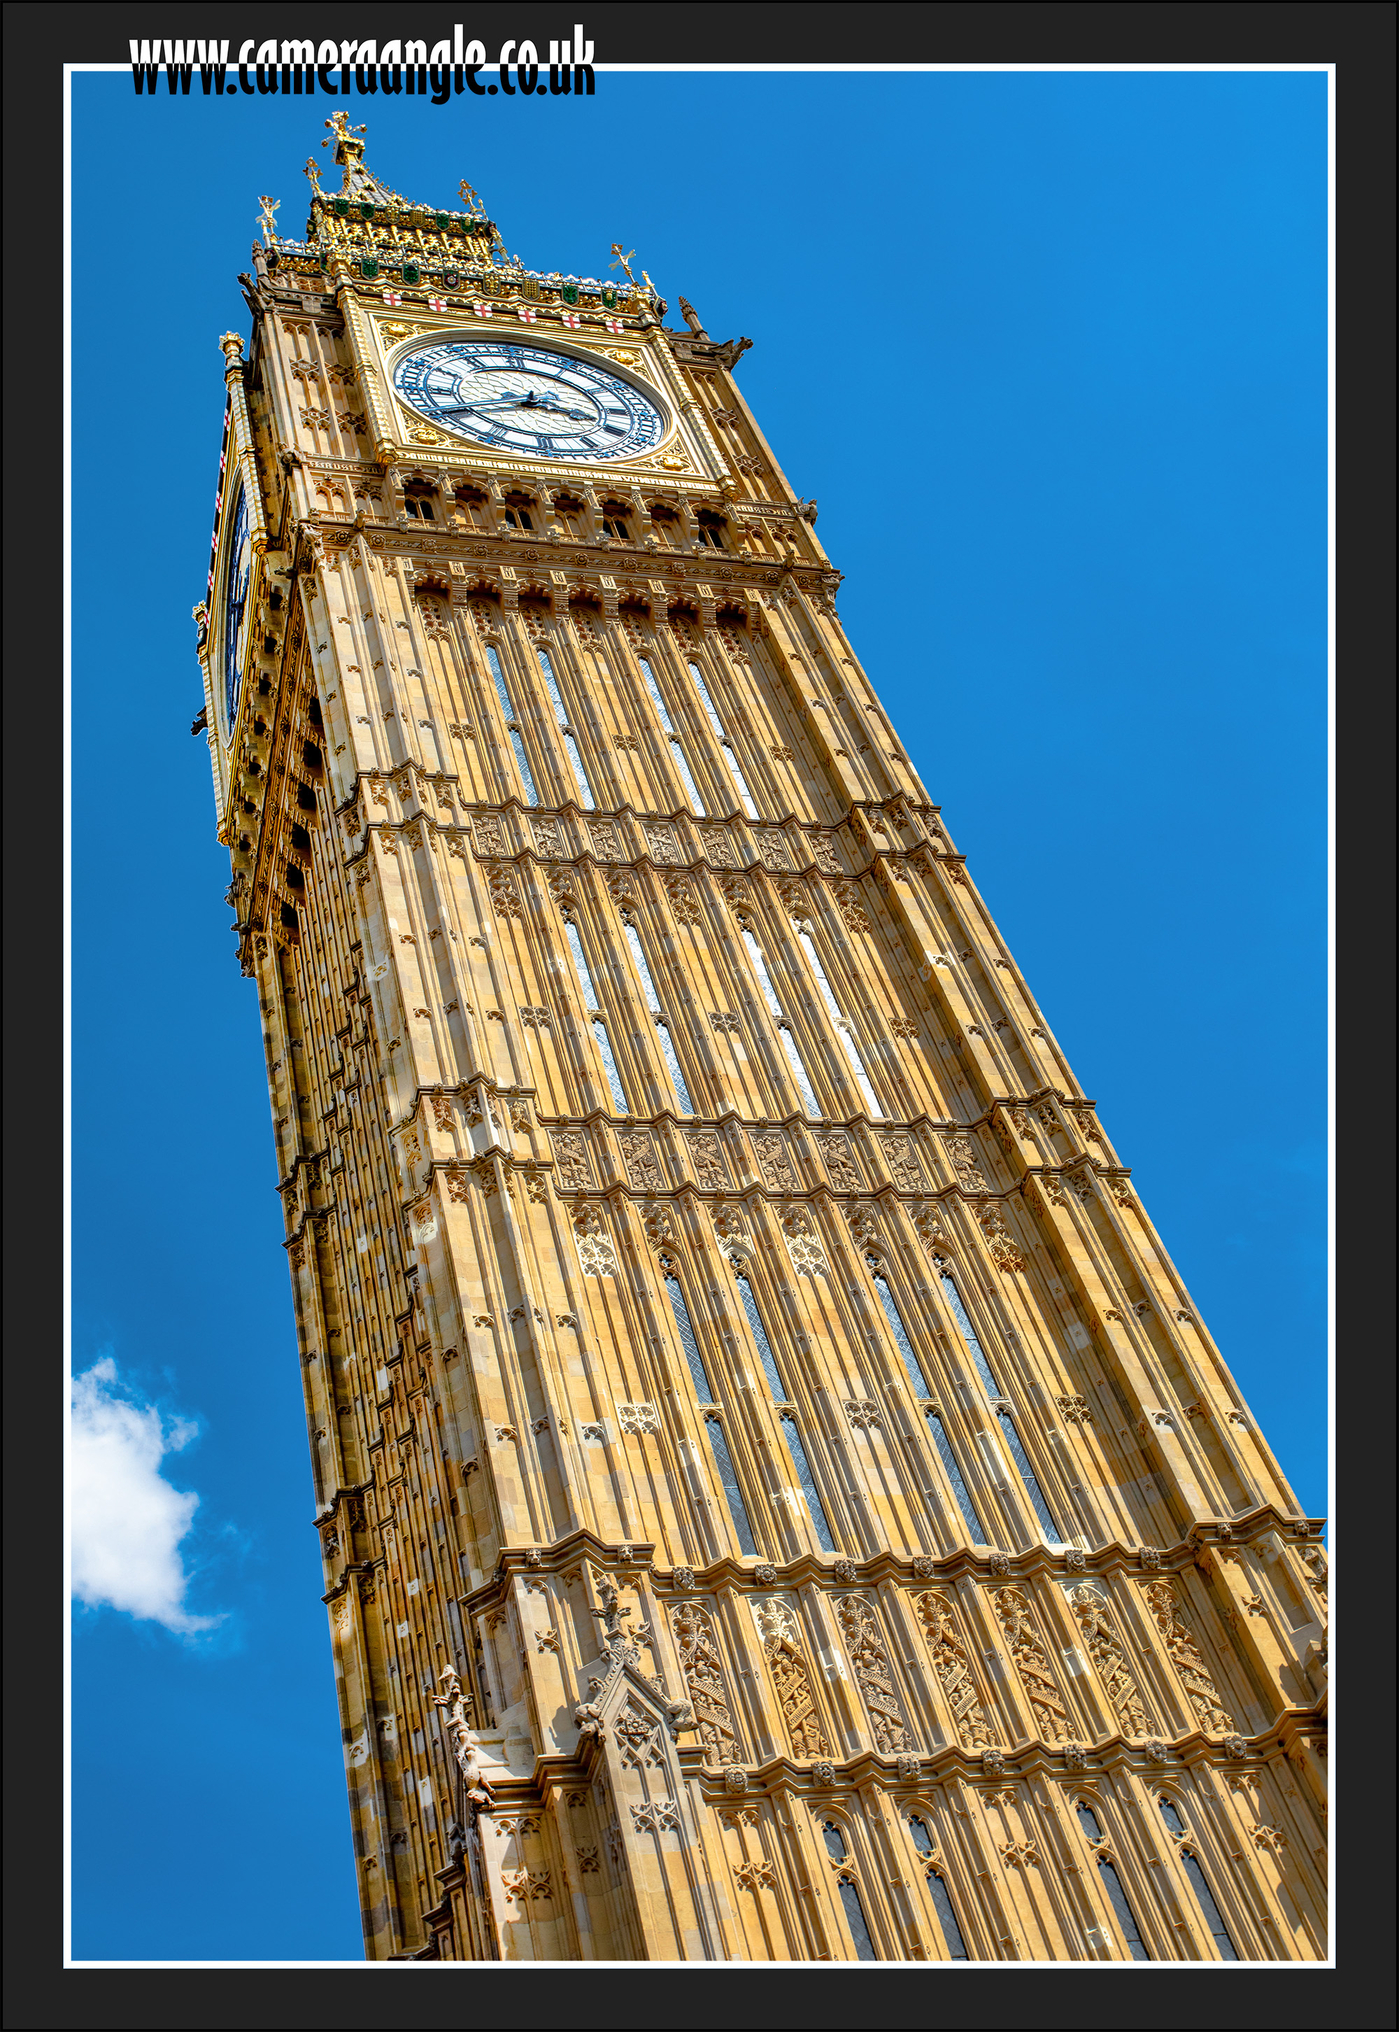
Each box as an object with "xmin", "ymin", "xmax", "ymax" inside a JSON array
[{"xmin": 70, "ymin": 1357, "xmax": 221, "ymax": 1634}]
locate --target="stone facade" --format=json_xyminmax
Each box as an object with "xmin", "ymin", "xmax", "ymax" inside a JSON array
[{"xmin": 193, "ymin": 120, "xmax": 1328, "ymax": 1963}]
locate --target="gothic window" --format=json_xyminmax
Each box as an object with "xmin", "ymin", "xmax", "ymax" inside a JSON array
[
  {"xmin": 906, "ymin": 1816, "xmax": 969, "ymax": 1960},
  {"xmin": 739, "ymin": 927, "xmax": 822, "ymax": 1120},
  {"xmin": 1157, "ymin": 1797, "xmax": 1239, "ymax": 1959},
  {"xmin": 793, "ymin": 921, "xmax": 882, "ymax": 1116},
  {"xmin": 601, "ymin": 499, "xmax": 632, "ymax": 541},
  {"xmin": 483, "ymin": 644, "xmax": 540, "ymax": 807},
  {"xmin": 864, "ymin": 1255, "xmax": 932, "ymax": 1396},
  {"xmin": 403, "ymin": 487, "xmax": 435, "ymax": 520},
  {"xmin": 660, "ymin": 1258, "xmax": 715, "ymax": 1400},
  {"xmin": 687, "ymin": 659, "xmax": 759, "ymax": 819},
  {"xmin": 637, "ymin": 656, "xmax": 706, "ymax": 816},
  {"xmin": 820, "ymin": 1822, "xmax": 878, "ymax": 1961},
  {"xmin": 937, "ymin": 1272, "xmax": 1064, "ymax": 1545},
  {"xmin": 623, "ymin": 920, "xmax": 696, "ymax": 1115},
  {"xmin": 924, "ymin": 1410, "xmax": 989, "ymax": 1545},
  {"xmin": 502, "ymin": 489, "xmax": 535, "ymax": 531},
  {"xmin": 648, "ymin": 500, "xmax": 681, "ymax": 547},
  {"xmin": 564, "ymin": 919, "xmax": 628, "ymax": 1113},
  {"xmin": 551, "ymin": 490, "xmax": 586, "ymax": 536},
  {"xmin": 730, "ymin": 1261, "xmax": 785, "ymax": 1399},
  {"xmin": 453, "ymin": 483, "xmax": 489, "ymax": 530},
  {"xmin": 696, "ymin": 510, "xmax": 727, "ymax": 551},
  {"xmin": 705, "ymin": 1414, "xmax": 758, "ymax": 1556},
  {"xmin": 1075, "ymin": 1803, "xmax": 1150, "ymax": 1962},
  {"xmin": 780, "ymin": 1413, "xmax": 836, "ymax": 1552},
  {"xmin": 536, "ymin": 648, "xmax": 596, "ymax": 810}
]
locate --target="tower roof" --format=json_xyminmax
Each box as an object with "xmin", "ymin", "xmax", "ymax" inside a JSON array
[{"xmin": 255, "ymin": 114, "xmax": 662, "ymax": 316}]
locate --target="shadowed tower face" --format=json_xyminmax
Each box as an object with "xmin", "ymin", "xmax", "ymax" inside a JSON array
[{"xmin": 196, "ymin": 119, "xmax": 1328, "ymax": 1964}]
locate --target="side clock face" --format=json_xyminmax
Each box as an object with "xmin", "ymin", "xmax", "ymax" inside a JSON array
[
  {"xmin": 392, "ymin": 338, "xmax": 667, "ymax": 462},
  {"xmin": 221, "ymin": 482, "xmax": 252, "ymax": 732}
]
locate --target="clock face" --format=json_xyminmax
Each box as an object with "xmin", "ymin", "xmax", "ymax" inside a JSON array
[
  {"xmin": 392, "ymin": 338, "xmax": 667, "ymax": 462},
  {"xmin": 221, "ymin": 482, "xmax": 252, "ymax": 732}
]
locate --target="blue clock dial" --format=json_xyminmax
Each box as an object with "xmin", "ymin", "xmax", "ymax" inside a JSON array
[
  {"xmin": 222, "ymin": 482, "xmax": 252, "ymax": 732},
  {"xmin": 392, "ymin": 339, "xmax": 666, "ymax": 462}
]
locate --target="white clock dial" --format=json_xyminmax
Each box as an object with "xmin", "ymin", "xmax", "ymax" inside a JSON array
[{"xmin": 393, "ymin": 338, "xmax": 666, "ymax": 462}]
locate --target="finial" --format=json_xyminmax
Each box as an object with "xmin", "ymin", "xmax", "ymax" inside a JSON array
[
  {"xmin": 323, "ymin": 111, "xmax": 365, "ymax": 147},
  {"xmin": 218, "ymin": 331, "xmax": 244, "ymax": 365},
  {"xmin": 459, "ymin": 180, "xmax": 486, "ymax": 217},
  {"xmin": 609, "ymin": 243, "xmax": 636, "ymax": 282},
  {"xmin": 641, "ymin": 270, "xmax": 657, "ymax": 296},
  {"xmin": 678, "ymin": 296, "xmax": 708, "ymax": 339},
  {"xmin": 304, "ymin": 156, "xmax": 322, "ymax": 193},
  {"xmin": 257, "ymin": 195, "xmax": 280, "ymax": 244}
]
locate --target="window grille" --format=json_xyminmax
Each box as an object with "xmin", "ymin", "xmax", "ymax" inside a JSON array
[
  {"xmin": 637, "ymin": 657, "xmax": 707, "ymax": 816},
  {"xmin": 565, "ymin": 920, "xmax": 628, "ymax": 1112},
  {"xmin": 483, "ymin": 644, "xmax": 539, "ymax": 806},
  {"xmin": 624, "ymin": 923, "xmax": 695, "ymax": 1114},
  {"xmin": 664, "ymin": 1270, "xmax": 714, "ymax": 1400},
  {"xmin": 938, "ymin": 1271, "xmax": 1063, "ymax": 1543},
  {"xmin": 820, "ymin": 1823, "xmax": 878, "ymax": 1961},
  {"xmin": 924, "ymin": 1410, "xmax": 989, "ymax": 1545},
  {"xmin": 907, "ymin": 1817, "xmax": 969, "ymax": 1960},
  {"xmin": 740, "ymin": 927, "xmax": 822, "ymax": 1119},
  {"xmin": 732, "ymin": 1266, "xmax": 785, "ymax": 1398},
  {"xmin": 795, "ymin": 924, "xmax": 882, "ymax": 1116},
  {"xmin": 536, "ymin": 649, "xmax": 595, "ymax": 809},
  {"xmin": 705, "ymin": 1415, "xmax": 757, "ymax": 1555},
  {"xmin": 1076, "ymin": 1804, "xmax": 1150, "ymax": 1961},
  {"xmin": 779, "ymin": 1413, "xmax": 835, "ymax": 1552},
  {"xmin": 687, "ymin": 659, "xmax": 759, "ymax": 818},
  {"xmin": 866, "ymin": 1262, "xmax": 931, "ymax": 1395},
  {"xmin": 1157, "ymin": 1798, "xmax": 1239, "ymax": 1959}
]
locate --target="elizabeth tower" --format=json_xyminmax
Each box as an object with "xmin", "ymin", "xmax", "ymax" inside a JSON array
[{"xmin": 195, "ymin": 120, "xmax": 1327, "ymax": 1962}]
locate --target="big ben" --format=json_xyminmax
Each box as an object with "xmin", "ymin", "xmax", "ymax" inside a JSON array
[{"xmin": 195, "ymin": 115, "xmax": 1328, "ymax": 1963}]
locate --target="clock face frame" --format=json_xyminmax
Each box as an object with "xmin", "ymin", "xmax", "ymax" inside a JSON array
[
  {"xmin": 220, "ymin": 481, "xmax": 252, "ymax": 736},
  {"xmin": 391, "ymin": 337, "xmax": 668, "ymax": 463}
]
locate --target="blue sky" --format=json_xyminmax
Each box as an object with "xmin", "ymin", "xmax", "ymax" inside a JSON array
[{"xmin": 70, "ymin": 67, "xmax": 1327, "ymax": 1962}]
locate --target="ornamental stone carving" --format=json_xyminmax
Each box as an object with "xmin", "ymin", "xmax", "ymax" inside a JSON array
[
  {"xmin": 1067, "ymin": 1583, "xmax": 1150, "ymax": 1736},
  {"xmin": 834, "ymin": 1595, "xmax": 911, "ymax": 1754},
  {"xmin": 671, "ymin": 1601, "xmax": 738, "ymax": 1769},
  {"xmin": 573, "ymin": 1205, "xmax": 619, "ymax": 1277},
  {"xmin": 914, "ymin": 1593, "xmax": 995, "ymax": 1750},
  {"xmin": 755, "ymin": 1133, "xmax": 799, "ymax": 1192},
  {"xmin": 991, "ymin": 1586, "xmax": 1071, "ymax": 1742},
  {"xmin": 750, "ymin": 1598, "xmax": 830, "ymax": 1760},
  {"xmin": 1143, "ymin": 1581, "xmax": 1236, "ymax": 1734}
]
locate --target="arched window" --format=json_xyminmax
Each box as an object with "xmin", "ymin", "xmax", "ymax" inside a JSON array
[
  {"xmin": 924, "ymin": 1409, "xmax": 989, "ymax": 1546},
  {"xmin": 696, "ymin": 508, "xmax": 727, "ymax": 550},
  {"xmin": 536, "ymin": 647, "xmax": 596, "ymax": 809},
  {"xmin": 622, "ymin": 919, "xmax": 695, "ymax": 1115},
  {"xmin": 730, "ymin": 1259, "xmax": 785, "ymax": 1398},
  {"xmin": 601, "ymin": 498, "xmax": 632, "ymax": 541},
  {"xmin": 551, "ymin": 490, "xmax": 586, "ymax": 537},
  {"xmin": 453, "ymin": 483, "xmax": 490, "ymax": 530},
  {"xmin": 937, "ymin": 1270, "xmax": 1063, "ymax": 1544},
  {"xmin": 1076, "ymin": 1803, "xmax": 1150, "ymax": 1961},
  {"xmin": 705, "ymin": 1414, "xmax": 757, "ymax": 1556},
  {"xmin": 563, "ymin": 918, "xmax": 628, "ymax": 1113},
  {"xmin": 906, "ymin": 1816, "xmax": 969, "ymax": 1960},
  {"xmin": 780, "ymin": 1414, "xmax": 835, "ymax": 1553},
  {"xmin": 659, "ymin": 1255, "xmax": 713, "ymax": 1400},
  {"xmin": 1157, "ymin": 1797, "xmax": 1239, "ymax": 1959},
  {"xmin": 793, "ymin": 920, "xmax": 881, "ymax": 1116},
  {"xmin": 483, "ymin": 644, "xmax": 539, "ymax": 807},
  {"xmin": 864, "ymin": 1254, "xmax": 931, "ymax": 1395},
  {"xmin": 502, "ymin": 489, "xmax": 535, "ymax": 531},
  {"xmin": 403, "ymin": 482, "xmax": 436, "ymax": 520},
  {"xmin": 636, "ymin": 657, "xmax": 707, "ymax": 817},
  {"xmin": 820, "ymin": 1822, "xmax": 878, "ymax": 1961},
  {"xmin": 739, "ymin": 926, "xmax": 821, "ymax": 1119},
  {"xmin": 648, "ymin": 500, "xmax": 681, "ymax": 548},
  {"xmin": 687, "ymin": 659, "xmax": 759, "ymax": 818}
]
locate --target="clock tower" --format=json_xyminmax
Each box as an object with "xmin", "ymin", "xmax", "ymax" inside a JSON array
[{"xmin": 196, "ymin": 118, "xmax": 1327, "ymax": 1963}]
